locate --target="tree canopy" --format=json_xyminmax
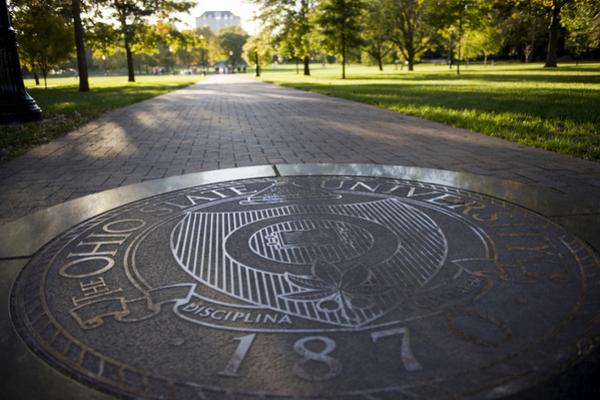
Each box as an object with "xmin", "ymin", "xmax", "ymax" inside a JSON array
[
  {"xmin": 218, "ymin": 26, "xmax": 250, "ymax": 69},
  {"xmin": 8, "ymin": 0, "xmax": 600, "ymax": 85},
  {"xmin": 316, "ymin": 0, "xmax": 365, "ymax": 79},
  {"xmin": 93, "ymin": 0, "xmax": 194, "ymax": 81},
  {"xmin": 10, "ymin": 0, "xmax": 74, "ymax": 88},
  {"xmin": 252, "ymin": 1, "xmax": 315, "ymax": 75}
]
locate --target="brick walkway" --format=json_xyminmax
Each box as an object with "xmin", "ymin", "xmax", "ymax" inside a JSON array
[{"xmin": 1, "ymin": 74, "xmax": 599, "ymax": 225}]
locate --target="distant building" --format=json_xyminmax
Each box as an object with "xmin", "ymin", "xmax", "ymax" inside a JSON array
[{"xmin": 196, "ymin": 11, "xmax": 241, "ymax": 32}]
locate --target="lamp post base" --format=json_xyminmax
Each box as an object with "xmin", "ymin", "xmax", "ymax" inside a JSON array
[{"xmin": 0, "ymin": 95, "xmax": 42, "ymax": 124}]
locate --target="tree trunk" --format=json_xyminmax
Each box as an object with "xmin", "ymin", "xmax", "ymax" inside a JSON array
[
  {"xmin": 342, "ymin": 34, "xmax": 346, "ymax": 79},
  {"xmin": 457, "ymin": 42, "xmax": 461, "ymax": 75},
  {"xmin": 407, "ymin": 51, "xmax": 414, "ymax": 71},
  {"xmin": 300, "ymin": 0, "xmax": 311, "ymax": 76},
  {"xmin": 377, "ymin": 53, "xmax": 383, "ymax": 71},
  {"xmin": 255, "ymin": 53, "xmax": 260, "ymax": 77},
  {"xmin": 33, "ymin": 70, "xmax": 40, "ymax": 85},
  {"xmin": 527, "ymin": 25, "xmax": 537, "ymax": 63},
  {"xmin": 72, "ymin": 0, "xmax": 89, "ymax": 92},
  {"xmin": 448, "ymin": 35, "xmax": 454, "ymax": 69},
  {"xmin": 125, "ymin": 36, "xmax": 135, "ymax": 82},
  {"xmin": 457, "ymin": 19, "xmax": 462, "ymax": 76},
  {"xmin": 303, "ymin": 55, "xmax": 310, "ymax": 76},
  {"xmin": 42, "ymin": 68, "xmax": 47, "ymax": 89},
  {"xmin": 545, "ymin": 2, "xmax": 561, "ymax": 68}
]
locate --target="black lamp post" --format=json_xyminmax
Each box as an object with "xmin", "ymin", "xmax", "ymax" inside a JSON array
[{"xmin": 0, "ymin": 0, "xmax": 42, "ymax": 124}]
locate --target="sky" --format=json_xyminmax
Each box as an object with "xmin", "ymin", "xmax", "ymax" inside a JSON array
[{"xmin": 175, "ymin": 0, "xmax": 260, "ymax": 35}]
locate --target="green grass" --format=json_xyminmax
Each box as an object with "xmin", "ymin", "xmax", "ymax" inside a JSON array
[
  {"xmin": 260, "ymin": 63, "xmax": 600, "ymax": 161},
  {"xmin": 0, "ymin": 75, "xmax": 202, "ymax": 162}
]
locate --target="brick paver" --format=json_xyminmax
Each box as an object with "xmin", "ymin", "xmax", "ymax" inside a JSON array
[{"xmin": 1, "ymin": 74, "xmax": 599, "ymax": 225}]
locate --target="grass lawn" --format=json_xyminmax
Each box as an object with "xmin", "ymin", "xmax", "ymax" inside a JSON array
[
  {"xmin": 0, "ymin": 75, "xmax": 202, "ymax": 162},
  {"xmin": 260, "ymin": 63, "xmax": 600, "ymax": 161}
]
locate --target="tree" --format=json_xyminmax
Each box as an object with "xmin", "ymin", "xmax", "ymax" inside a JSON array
[
  {"xmin": 172, "ymin": 29, "xmax": 202, "ymax": 69},
  {"xmin": 10, "ymin": 0, "xmax": 74, "ymax": 88},
  {"xmin": 253, "ymin": 0, "xmax": 315, "ymax": 76},
  {"xmin": 218, "ymin": 26, "xmax": 249, "ymax": 70},
  {"xmin": 71, "ymin": 0, "xmax": 89, "ymax": 91},
  {"xmin": 244, "ymin": 33, "xmax": 273, "ymax": 77},
  {"xmin": 94, "ymin": 0, "xmax": 194, "ymax": 82},
  {"xmin": 430, "ymin": 0, "xmax": 489, "ymax": 75},
  {"xmin": 133, "ymin": 21, "xmax": 199, "ymax": 72},
  {"xmin": 85, "ymin": 20, "xmax": 119, "ymax": 59},
  {"xmin": 85, "ymin": 19, "xmax": 124, "ymax": 73},
  {"xmin": 562, "ymin": 0, "xmax": 600, "ymax": 61},
  {"xmin": 388, "ymin": 0, "xmax": 435, "ymax": 71},
  {"xmin": 316, "ymin": 0, "xmax": 365, "ymax": 79},
  {"xmin": 196, "ymin": 26, "xmax": 219, "ymax": 67},
  {"xmin": 461, "ymin": 24, "xmax": 504, "ymax": 63},
  {"xmin": 133, "ymin": 22, "xmax": 174, "ymax": 72},
  {"xmin": 542, "ymin": 0, "xmax": 572, "ymax": 67},
  {"xmin": 494, "ymin": 0, "xmax": 548, "ymax": 63},
  {"xmin": 362, "ymin": 0, "xmax": 394, "ymax": 71}
]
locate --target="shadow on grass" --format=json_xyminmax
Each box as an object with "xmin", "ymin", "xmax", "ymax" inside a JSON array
[
  {"xmin": 0, "ymin": 82, "xmax": 196, "ymax": 163},
  {"xmin": 339, "ymin": 71, "xmax": 600, "ymax": 85},
  {"xmin": 28, "ymin": 84, "xmax": 189, "ymax": 115},
  {"xmin": 275, "ymin": 81, "xmax": 600, "ymax": 160},
  {"xmin": 284, "ymin": 82, "xmax": 600, "ymax": 119}
]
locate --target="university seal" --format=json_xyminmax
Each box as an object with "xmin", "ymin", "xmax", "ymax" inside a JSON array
[{"xmin": 11, "ymin": 176, "xmax": 600, "ymax": 399}]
